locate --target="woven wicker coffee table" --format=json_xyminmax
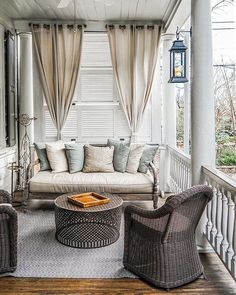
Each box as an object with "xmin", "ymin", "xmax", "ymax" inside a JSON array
[{"xmin": 54, "ymin": 192, "xmax": 123, "ymax": 248}]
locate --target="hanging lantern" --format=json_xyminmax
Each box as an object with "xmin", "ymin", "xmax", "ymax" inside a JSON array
[{"xmin": 169, "ymin": 33, "xmax": 188, "ymax": 83}]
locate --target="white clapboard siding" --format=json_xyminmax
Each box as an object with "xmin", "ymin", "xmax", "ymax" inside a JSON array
[
  {"xmin": 79, "ymin": 108, "xmax": 114, "ymax": 138},
  {"xmin": 78, "ymin": 69, "xmax": 114, "ymax": 102}
]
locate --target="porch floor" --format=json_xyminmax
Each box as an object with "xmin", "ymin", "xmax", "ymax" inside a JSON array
[
  {"xmin": 0, "ymin": 252, "xmax": 235, "ymax": 295},
  {"xmin": 3, "ymin": 195, "xmax": 236, "ymax": 294}
]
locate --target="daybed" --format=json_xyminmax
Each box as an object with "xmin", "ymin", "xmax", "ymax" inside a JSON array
[{"xmin": 26, "ymin": 142, "xmax": 160, "ymax": 208}]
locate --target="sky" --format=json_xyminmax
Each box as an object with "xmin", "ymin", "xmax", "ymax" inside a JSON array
[{"xmin": 211, "ymin": 0, "xmax": 236, "ymax": 65}]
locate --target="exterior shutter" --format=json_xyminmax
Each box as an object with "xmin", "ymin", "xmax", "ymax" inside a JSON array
[
  {"xmin": 78, "ymin": 69, "xmax": 114, "ymax": 102},
  {"xmin": 43, "ymin": 32, "xmax": 155, "ymax": 143},
  {"xmin": 44, "ymin": 106, "xmax": 78, "ymax": 140},
  {"xmin": 79, "ymin": 107, "xmax": 114, "ymax": 142}
]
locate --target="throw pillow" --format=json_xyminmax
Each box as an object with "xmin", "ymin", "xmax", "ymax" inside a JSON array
[
  {"xmin": 34, "ymin": 142, "xmax": 51, "ymax": 171},
  {"xmin": 138, "ymin": 145, "xmax": 159, "ymax": 174},
  {"xmin": 126, "ymin": 144, "xmax": 145, "ymax": 174},
  {"xmin": 65, "ymin": 143, "xmax": 84, "ymax": 174},
  {"xmin": 83, "ymin": 144, "xmax": 114, "ymax": 173},
  {"xmin": 46, "ymin": 140, "xmax": 68, "ymax": 173},
  {"xmin": 107, "ymin": 139, "xmax": 130, "ymax": 172}
]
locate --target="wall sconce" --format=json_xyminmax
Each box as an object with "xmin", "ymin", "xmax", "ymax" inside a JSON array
[{"xmin": 169, "ymin": 27, "xmax": 191, "ymax": 83}]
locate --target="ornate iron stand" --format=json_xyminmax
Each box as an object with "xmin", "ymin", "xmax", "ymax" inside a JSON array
[
  {"xmin": 7, "ymin": 161, "xmax": 22, "ymax": 206},
  {"xmin": 15, "ymin": 114, "xmax": 37, "ymax": 207}
]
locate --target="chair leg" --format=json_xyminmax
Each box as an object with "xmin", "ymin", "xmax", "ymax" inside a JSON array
[
  {"xmin": 153, "ymin": 191, "xmax": 159, "ymax": 209},
  {"xmin": 201, "ymin": 271, "xmax": 208, "ymax": 280}
]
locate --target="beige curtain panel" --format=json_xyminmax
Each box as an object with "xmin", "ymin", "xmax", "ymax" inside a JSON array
[
  {"xmin": 32, "ymin": 24, "xmax": 83, "ymax": 139},
  {"xmin": 107, "ymin": 25, "xmax": 161, "ymax": 139}
]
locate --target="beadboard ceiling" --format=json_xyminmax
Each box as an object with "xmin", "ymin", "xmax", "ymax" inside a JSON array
[{"xmin": 0, "ymin": 0, "xmax": 179, "ymax": 22}]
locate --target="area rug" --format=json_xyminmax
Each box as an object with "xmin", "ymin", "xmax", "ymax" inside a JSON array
[{"xmin": 5, "ymin": 210, "xmax": 136, "ymax": 278}]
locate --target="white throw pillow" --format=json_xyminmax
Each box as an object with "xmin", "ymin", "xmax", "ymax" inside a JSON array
[
  {"xmin": 83, "ymin": 144, "xmax": 115, "ymax": 173},
  {"xmin": 126, "ymin": 144, "xmax": 145, "ymax": 173},
  {"xmin": 46, "ymin": 140, "xmax": 68, "ymax": 173}
]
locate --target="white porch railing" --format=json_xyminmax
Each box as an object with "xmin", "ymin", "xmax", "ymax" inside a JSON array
[
  {"xmin": 163, "ymin": 146, "xmax": 236, "ymax": 281},
  {"xmin": 202, "ymin": 166, "xmax": 236, "ymax": 280},
  {"xmin": 168, "ymin": 146, "xmax": 191, "ymax": 193}
]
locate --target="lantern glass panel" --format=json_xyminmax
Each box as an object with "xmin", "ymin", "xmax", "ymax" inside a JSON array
[{"xmin": 174, "ymin": 52, "xmax": 184, "ymax": 77}]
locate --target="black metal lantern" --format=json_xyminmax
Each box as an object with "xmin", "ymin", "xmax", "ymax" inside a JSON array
[{"xmin": 169, "ymin": 32, "xmax": 188, "ymax": 83}]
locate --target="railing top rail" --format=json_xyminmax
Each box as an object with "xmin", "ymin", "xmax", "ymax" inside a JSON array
[
  {"xmin": 167, "ymin": 145, "xmax": 191, "ymax": 164},
  {"xmin": 202, "ymin": 165, "xmax": 236, "ymax": 195}
]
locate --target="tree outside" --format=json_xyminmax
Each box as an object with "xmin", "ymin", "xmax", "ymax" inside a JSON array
[{"xmin": 176, "ymin": 0, "xmax": 236, "ymax": 177}]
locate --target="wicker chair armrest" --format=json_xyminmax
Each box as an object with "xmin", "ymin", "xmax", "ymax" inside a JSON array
[
  {"xmin": 0, "ymin": 190, "xmax": 12, "ymax": 204},
  {"xmin": 124, "ymin": 204, "xmax": 170, "ymax": 219},
  {"xmin": 0, "ymin": 203, "xmax": 17, "ymax": 217},
  {"xmin": 0, "ymin": 203, "xmax": 18, "ymax": 268}
]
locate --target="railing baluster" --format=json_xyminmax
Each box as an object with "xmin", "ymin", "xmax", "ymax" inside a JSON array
[
  {"xmin": 167, "ymin": 146, "xmax": 191, "ymax": 194},
  {"xmin": 206, "ymin": 180, "xmax": 212, "ymax": 241},
  {"xmin": 226, "ymin": 191, "xmax": 235, "ymax": 270},
  {"xmin": 210, "ymin": 186, "xmax": 217, "ymax": 247},
  {"xmin": 167, "ymin": 150, "xmax": 236, "ymax": 282},
  {"xmin": 221, "ymin": 189, "xmax": 229, "ymax": 263},
  {"xmin": 215, "ymin": 186, "xmax": 223, "ymax": 253},
  {"xmin": 232, "ymin": 194, "xmax": 236, "ymax": 278}
]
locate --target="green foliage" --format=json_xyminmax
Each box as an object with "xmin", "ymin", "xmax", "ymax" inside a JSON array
[{"xmin": 218, "ymin": 147, "xmax": 236, "ymax": 166}]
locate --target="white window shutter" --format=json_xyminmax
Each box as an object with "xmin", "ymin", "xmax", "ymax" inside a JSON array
[
  {"xmin": 79, "ymin": 108, "xmax": 114, "ymax": 141},
  {"xmin": 44, "ymin": 109, "xmax": 57, "ymax": 139},
  {"xmin": 44, "ymin": 107, "xmax": 78, "ymax": 140},
  {"xmin": 81, "ymin": 33, "xmax": 112, "ymax": 67},
  {"xmin": 43, "ymin": 32, "xmax": 154, "ymax": 143},
  {"xmin": 61, "ymin": 106, "xmax": 78, "ymax": 140},
  {"xmin": 78, "ymin": 69, "xmax": 114, "ymax": 102},
  {"xmin": 115, "ymin": 109, "xmax": 131, "ymax": 138}
]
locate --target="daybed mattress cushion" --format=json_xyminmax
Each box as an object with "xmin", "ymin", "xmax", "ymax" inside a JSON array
[{"xmin": 29, "ymin": 171, "xmax": 154, "ymax": 194}]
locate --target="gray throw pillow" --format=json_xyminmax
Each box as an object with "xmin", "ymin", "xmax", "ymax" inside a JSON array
[
  {"xmin": 138, "ymin": 145, "xmax": 159, "ymax": 174},
  {"xmin": 34, "ymin": 143, "xmax": 51, "ymax": 171},
  {"xmin": 107, "ymin": 139, "xmax": 130, "ymax": 173},
  {"xmin": 65, "ymin": 143, "xmax": 84, "ymax": 174}
]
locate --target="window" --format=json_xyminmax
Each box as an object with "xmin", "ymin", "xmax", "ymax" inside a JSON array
[
  {"xmin": 43, "ymin": 32, "xmax": 157, "ymax": 143},
  {"xmin": 5, "ymin": 31, "xmax": 16, "ymax": 147},
  {"xmin": 0, "ymin": 30, "xmax": 16, "ymax": 149}
]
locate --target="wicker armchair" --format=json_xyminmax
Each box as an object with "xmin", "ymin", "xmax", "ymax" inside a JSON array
[
  {"xmin": 123, "ymin": 185, "xmax": 213, "ymax": 289},
  {"xmin": 0, "ymin": 190, "xmax": 17, "ymax": 273}
]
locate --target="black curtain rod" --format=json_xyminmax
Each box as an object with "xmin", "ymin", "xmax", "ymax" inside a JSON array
[
  {"xmin": 29, "ymin": 23, "xmax": 87, "ymax": 28},
  {"xmin": 105, "ymin": 24, "xmax": 156, "ymax": 30}
]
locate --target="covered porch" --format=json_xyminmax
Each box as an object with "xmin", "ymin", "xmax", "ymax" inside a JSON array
[{"xmin": 0, "ymin": 0, "xmax": 235, "ymax": 293}]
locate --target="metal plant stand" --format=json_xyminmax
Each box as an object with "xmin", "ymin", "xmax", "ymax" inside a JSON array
[
  {"xmin": 7, "ymin": 161, "xmax": 22, "ymax": 206},
  {"xmin": 16, "ymin": 114, "xmax": 36, "ymax": 205}
]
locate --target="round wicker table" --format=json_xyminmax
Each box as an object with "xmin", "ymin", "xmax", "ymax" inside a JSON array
[{"xmin": 54, "ymin": 193, "xmax": 123, "ymax": 248}]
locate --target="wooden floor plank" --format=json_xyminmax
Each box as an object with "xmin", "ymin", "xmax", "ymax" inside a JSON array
[{"xmin": 0, "ymin": 253, "xmax": 235, "ymax": 295}]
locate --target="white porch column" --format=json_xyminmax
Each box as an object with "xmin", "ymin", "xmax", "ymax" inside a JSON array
[
  {"xmin": 0, "ymin": 24, "xmax": 5, "ymax": 148},
  {"xmin": 162, "ymin": 34, "xmax": 176, "ymax": 147},
  {"xmin": 184, "ymin": 22, "xmax": 191, "ymax": 155},
  {"xmin": 191, "ymin": 0, "xmax": 215, "ymax": 249},
  {"xmin": 161, "ymin": 34, "xmax": 176, "ymax": 192},
  {"xmin": 18, "ymin": 32, "xmax": 34, "ymax": 144}
]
